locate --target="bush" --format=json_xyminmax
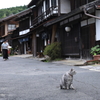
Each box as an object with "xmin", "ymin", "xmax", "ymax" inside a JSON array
[
  {"xmin": 0, "ymin": 53, "xmax": 2, "ymax": 56},
  {"xmin": 43, "ymin": 42, "xmax": 61, "ymax": 60},
  {"xmin": 90, "ymin": 45, "xmax": 100, "ymax": 55}
]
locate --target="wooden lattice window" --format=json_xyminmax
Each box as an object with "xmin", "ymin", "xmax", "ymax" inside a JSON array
[{"xmin": 19, "ymin": 18, "xmax": 29, "ymax": 31}]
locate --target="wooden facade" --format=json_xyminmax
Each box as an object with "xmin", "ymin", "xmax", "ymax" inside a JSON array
[
  {"xmin": 28, "ymin": 0, "xmax": 72, "ymax": 56},
  {"xmin": 27, "ymin": 0, "xmax": 98, "ymax": 58},
  {"xmin": 0, "ymin": 0, "xmax": 99, "ymax": 59},
  {"xmin": 0, "ymin": 8, "xmax": 32, "ymax": 54},
  {"xmin": 11, "ymin": 8, "xmax": 33, "ymax": 55},
  {"xmin": 0, "ymin": 15, "xmax": 18, "ymax": 53}
]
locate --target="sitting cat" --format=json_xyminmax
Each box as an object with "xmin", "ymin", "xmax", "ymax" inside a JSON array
[{"xmin": 60, "ymin": 69, "xmax": 76, "ymax": 90}]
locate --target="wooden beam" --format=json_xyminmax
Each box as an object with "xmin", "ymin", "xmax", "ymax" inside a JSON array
[
  {"xmin": 51, "ymin": 24, "xmax": 57, "ymax": 43},
  {"xmin": 32, "ymin": 31, "xmax": 37, "ymax": 57},
  {"xmin": 58, "ymin": 0, "xmax": 61, "ymax": 16}
]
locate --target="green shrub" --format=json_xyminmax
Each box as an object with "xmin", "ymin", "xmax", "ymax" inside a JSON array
[
  {"xmin": 43, "ymin": 42, "xmax": 61, "ymax": 60},
  {"xmin": 90, "ymin": 45, "xmax": 100, "ymax": 55},
  {"xmin": 0, "ymin": 53, "xmax": 2, "ymax": 56}
]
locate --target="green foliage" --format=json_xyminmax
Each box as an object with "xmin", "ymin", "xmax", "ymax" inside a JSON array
[
  {"xmin": 0, "ymin": 53, "xmax": 2, "ymax": 56},
  {"xmin": 54, "ymin": 58, "xmax": 63, "ymax": 61},
  {"xmin": 43, "ymin": 42, "xmax": 61, "ymax": 60},
  {"xmin": 0, "ymin": 5, "xmax": 27, "ymax": 19},
  {"xmin": 90, "ymin": 45, "xmax": 100, "ymax": 55}
]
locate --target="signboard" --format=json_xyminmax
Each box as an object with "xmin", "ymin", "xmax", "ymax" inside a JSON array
[{"xmin": 19, "ymin": 29, "xmax": 30, "ymax": 35}]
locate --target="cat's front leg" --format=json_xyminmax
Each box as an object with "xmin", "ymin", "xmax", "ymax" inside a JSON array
[{"xmin": 70, "ymin": 84, "xmax": 75, "ymax": 90}]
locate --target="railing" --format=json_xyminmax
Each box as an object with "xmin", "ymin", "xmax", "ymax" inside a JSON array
[{"xmin": 31, "ymin": 6, "xmax": 58, "ymax": 27}]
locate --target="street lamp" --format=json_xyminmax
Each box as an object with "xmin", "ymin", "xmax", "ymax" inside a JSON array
[
  {"xmin": 65, "ymin": 27, "xmax": 71, "ymax": 36},
  {"xmin": 65, "ymin": 27, "xmax": 71, "ymax": 32}
]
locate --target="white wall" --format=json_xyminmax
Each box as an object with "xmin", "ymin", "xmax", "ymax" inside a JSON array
[
  {"xmin": 60, "ymin": 0, "xmax": 71, "ymax": 14},
  {"xmin": 96, "ymin": 10, "xmax": 100, "ymax": 41}
]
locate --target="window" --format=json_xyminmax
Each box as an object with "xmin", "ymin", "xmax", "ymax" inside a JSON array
[
  {"xmin": 19, "ymin": 18, "xmax": 29, "ymax": 31},
  {"xmin": 70, "ymin": 0, "xmax": 75, "ymax": 10},
  {"xmin": 80, "ymin": 0, "xmax": 87, "ymax": 6},
  {"xmin": 8, "ymin": 24, "xmax": 16, "ymax": 31},
  {"xmin": 75, "ymin": 0, "xmax": 81, "ymax": 8},
  {"xmin": 45, "ymin": 0, "xmax": 49, "ymax": 10},
  {"xmin": 45, "ymin": 0, "xmax": 50, "ymax": 14},
  {"xmin": 51, "ymin": 0, "xmax": 56, "ymax": 7},
  {"xmin": 38, "ymin": 3, "xmax": 43, "ymax": 15}
]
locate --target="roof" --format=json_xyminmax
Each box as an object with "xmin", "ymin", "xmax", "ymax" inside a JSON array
[
  {"xmin": 0, "ymin": 5, "xmax": 35, "ymax": 23},
  {"xmin": 28, "ymin": 0, "xmax": 38, "ymax": 7},
  {"xmin": 13, "ymin": 8, "xmax": 32, "ymax": 21},
  {"xmin": 0, "ymin": 14, "xmax": 16, "ymax": 23}
]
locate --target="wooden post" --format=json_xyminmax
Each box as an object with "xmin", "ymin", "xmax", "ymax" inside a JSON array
[
  {"xmin": 51, "ymin": 24, "xmax": 57, "ymax": 43},
  {"xmin": 79, "ymin": 23, "xmax": 82, "ymax": 59},
  {"xmin": 58, "ymin": 0, "xmax": 61, "ymax": 16},
  {"xmin": 32, "ymin": 32, "xmax": 37, "ymax": 57}
]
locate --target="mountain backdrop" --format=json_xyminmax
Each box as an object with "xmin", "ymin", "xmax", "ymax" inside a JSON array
[{"xmin": 0, "ymin": 5, "xmax": 27, "ymax": 19}]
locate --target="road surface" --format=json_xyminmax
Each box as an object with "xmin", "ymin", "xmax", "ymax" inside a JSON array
[{"xmin": 0, "ymin": 56, "xmax": 100, "ymax": 100}]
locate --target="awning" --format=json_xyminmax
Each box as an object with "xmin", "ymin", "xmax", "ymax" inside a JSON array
[{"xmin": 19, "ymin": 38, "xmax": 29, "ymax": 43}]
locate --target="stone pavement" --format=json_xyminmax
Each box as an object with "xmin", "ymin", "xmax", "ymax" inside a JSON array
[
  {"xmin": 12, "ymin": 54, "xmax": 86, "ymax": 65},
  {"xmin": 12, "ymin": 54, "xmax": 33, "ymax": 58},
  {"xmin": 12, "ymin": 54, "xmax": 100, "ymax": 72}
]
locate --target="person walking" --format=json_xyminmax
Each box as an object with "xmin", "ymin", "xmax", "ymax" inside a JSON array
[{"xmin": 1, "ymin": 40, "xmax": 9, "ymax": 60}]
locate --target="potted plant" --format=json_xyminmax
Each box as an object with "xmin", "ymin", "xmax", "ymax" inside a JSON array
[{"xmin": 90, "ymin": 45, "xmax": 100, "ymax": 60}]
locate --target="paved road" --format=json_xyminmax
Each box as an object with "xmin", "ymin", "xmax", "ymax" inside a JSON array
[{"xmin": 0, "ymin": 56, "xmax": 100, "ymax": 100}]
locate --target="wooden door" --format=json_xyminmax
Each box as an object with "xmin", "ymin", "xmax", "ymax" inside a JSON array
[
  {"xmin": 61, "ymin": 23, "xmax": 80, "ymax": 56},
  {"xmin": 81, "ymin": 23, "xmax": 95, "ymax": 59}
]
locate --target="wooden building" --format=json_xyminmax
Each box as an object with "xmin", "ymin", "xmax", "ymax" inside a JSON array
[
  {"xmin": 28, "ymin": 0, "xmax": 72, "ymax": 57},
  {"xmin": 28, "ymin": 0, "xmax": 100, "ymax": 59},
  {"xmin": 0, "ymin": 0, "xmax": 100, "ymax": 59},
  {"xmin": 0, "ymin": 7, "xmax": 34, "ymax": 55},
  {"xmin": 11, "ymin": 8, "xmax": 34, "ymax": 54},
  {"xmin": 0, "ymin": 14, "xmax": 18, "ymax": 52}
]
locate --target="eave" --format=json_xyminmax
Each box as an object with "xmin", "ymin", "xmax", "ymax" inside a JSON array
[
  {"xmin": 44, "ymin": 8, "xmax": 83, "ymax": 27},
  {"xmin": 0, "ymin": 14, "xmax": 16, "ymax": 23},
  {"xmin": 0, "ymin": 6, "xmax": 35, "ymax": 24},
  {"xmin": 28, "ymin": 0, "xmax": 43, "ymax": 7}
]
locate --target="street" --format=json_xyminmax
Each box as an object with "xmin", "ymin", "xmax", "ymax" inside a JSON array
[{"xmin": 0, "ymin": 56, "xmax": 100, "ymax": 100}]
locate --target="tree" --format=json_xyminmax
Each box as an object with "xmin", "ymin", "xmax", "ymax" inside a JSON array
[{"xmin": 0, "ymin": 5, "xmax": 27, "ymax": 19}]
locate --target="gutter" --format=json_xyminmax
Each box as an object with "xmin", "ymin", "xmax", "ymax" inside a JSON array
[
  {"xmin": 83, "ymin": 8, "xmax": 100, "ymax": 20},
  {"xmin": 80, "ymin": 0, "xmax": 100, "ymax": 20}
]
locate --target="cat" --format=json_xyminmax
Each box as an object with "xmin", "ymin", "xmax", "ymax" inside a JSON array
[{"xmin": 60, "ymin": 69, "xmax": 76, "ymax": 90}]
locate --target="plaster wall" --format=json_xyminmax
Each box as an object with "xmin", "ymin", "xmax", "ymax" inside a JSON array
[
  {"xmin": 96, "ymin": 10, "xmax": 100, "ymax": 41},
  {"xmin": 60, "ymin": 0, "xmax": 71, "ymax": 14}
]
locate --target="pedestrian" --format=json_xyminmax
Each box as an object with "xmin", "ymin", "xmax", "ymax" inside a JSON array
[{"xmin": 1, "ymin": 40, "xmax": 9, "ymax": 60}]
